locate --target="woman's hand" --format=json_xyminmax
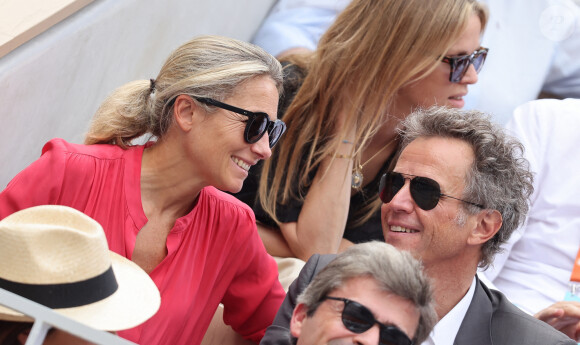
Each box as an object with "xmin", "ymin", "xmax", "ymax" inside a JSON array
[{"xmin": 535, "ymin": 301, "xmax": 580, "ymax": 341}]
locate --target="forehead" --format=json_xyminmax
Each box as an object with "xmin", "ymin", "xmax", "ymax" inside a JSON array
[
  {"xmin": 445, "ymin": 13, "xmax": 483, "ymax": 56},
  {"xmin": 227, "ymin": 75, "xmax": 279, "ymax": 119},
  {"xmin": 395, "ymin": 136, "xmax": 474, "ymax": 188}
]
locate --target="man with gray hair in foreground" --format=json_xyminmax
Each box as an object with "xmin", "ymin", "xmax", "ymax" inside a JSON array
[
  {"xmin": 289, "ymin": 241, "xmax": 436, "ymax": 345},
  {"xmin": 262, "ymin": 106, "xmax": 576, "ymax": 345}
]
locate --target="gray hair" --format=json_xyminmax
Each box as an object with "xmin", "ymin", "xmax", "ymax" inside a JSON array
[
  {"xmin": 85, "ymin": 35, "xmax": 283, "ymax": 147},
  {"xmin": 297, "ymin": 242, "xmax": 437, "ymax": 344},
  {"xmin": 397, "ymin": 106, "xmax": 534, "ymax": 268}
]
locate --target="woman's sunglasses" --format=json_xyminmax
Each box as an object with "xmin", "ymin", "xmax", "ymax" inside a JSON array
[
  {"xmin": 324, "ymin": 296, "xmax": 413, "ymax": 345},
  {"xmin": 379, "ymin": 172, "xmax": 484, "ymax": 211},
  {"xmin": 195, "ymin": 97, "xmax": 287, "ymax": 148},
  {"xmin": 441, "ymin": 47, "xmax": 489, "ymax": 83}
]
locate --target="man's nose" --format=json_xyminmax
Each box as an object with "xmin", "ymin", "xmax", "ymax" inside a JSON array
[{"xmin": 386, "ymin": 181, "xmax": 415, "ymax": 212}]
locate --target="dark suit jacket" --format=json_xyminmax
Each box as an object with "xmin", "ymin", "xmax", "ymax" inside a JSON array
[{"xmin": 261, "ymin": 254, "xmax": 576, "ymax": 345}]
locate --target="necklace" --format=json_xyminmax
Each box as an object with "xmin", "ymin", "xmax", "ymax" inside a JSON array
[{"xmin": 351, "ymin": 137, "xmax": 397, "ymax": 189}]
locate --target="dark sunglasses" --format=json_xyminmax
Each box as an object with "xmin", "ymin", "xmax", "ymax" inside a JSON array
[
  {"xmin": 324, "ymin": 296, "xmax": 413, "ymax": 345},
  {"xmin": 195, "ymin": 97, "xmax": 287, "ymax": 148},
  {"xmin": 379, "ymin": 172, "xmax": 484, "ymax": 211},
  {"xmin": 441, "ymin": 47, "xmax": 489, "ymax": 83}
]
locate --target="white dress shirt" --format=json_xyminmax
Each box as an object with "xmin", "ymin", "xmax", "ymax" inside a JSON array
[{"xmin": 422, "ymin": 278, "xmax": 477, "ymax": 345}]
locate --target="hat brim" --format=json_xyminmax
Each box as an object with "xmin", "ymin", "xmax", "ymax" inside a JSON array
[{"xmin": 0, "ymin": 251, "xmax": 160, "ymax": 331}]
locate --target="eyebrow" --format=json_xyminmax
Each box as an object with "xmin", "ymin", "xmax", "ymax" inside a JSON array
[{"xmin": 445, "ymin": 46, "xmax": 482, "ymax": 57}]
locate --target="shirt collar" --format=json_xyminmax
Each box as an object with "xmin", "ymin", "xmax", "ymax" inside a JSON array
[{"xmin": 422, "ymin": 277, "xmax": 477, "ymax": 345}]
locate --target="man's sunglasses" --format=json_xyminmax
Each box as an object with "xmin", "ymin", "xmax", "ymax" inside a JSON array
[
  {"xmin": 441, "ymin": 47, "xmax": 489, "ymax": 83},
  {"xmin": 323, "ymin": 296, "xmax": 413, "ymax": 345},
  {"xmin": 195, "ymin": 97, "xmax": 287, "ymax": 148},
  {"xmin": 379, "ymin": 172, "xmax": 484, "ymax": 211}
]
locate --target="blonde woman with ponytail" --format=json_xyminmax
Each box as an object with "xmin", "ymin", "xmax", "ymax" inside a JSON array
[
  {"xmin": 0, "ymin": 36, "xmax": 287, "ymax": 345},
  {"xmin": 235, "ymin": 0, "xmax": 489, "ymax": 261}
]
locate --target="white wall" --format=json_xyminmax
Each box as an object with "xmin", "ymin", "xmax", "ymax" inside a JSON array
[{"xmin": 0, "ymin": 0, "xmax": 275, "ymax": 189}]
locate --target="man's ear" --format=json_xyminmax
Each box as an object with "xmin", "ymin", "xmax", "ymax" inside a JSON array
[
  {"xmin": 290, "ymin": 303, "xmax": 309, "ymax": 339},
  {"xmin": 173, "ymin": 95, "xmax": 199, "ymax": 132},
  {"xmin": 468, "ymin": 209, "xmax": 502, "ymax": 245}
]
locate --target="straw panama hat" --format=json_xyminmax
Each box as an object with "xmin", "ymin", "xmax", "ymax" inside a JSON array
[{"xmin": 0, "ymin": 205, "xmax": 161, "ymax": 331}]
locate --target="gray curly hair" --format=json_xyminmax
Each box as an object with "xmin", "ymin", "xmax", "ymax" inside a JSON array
[{"xmin": 397, "ymin": 106, "xmax": 534, "ymax": 268}]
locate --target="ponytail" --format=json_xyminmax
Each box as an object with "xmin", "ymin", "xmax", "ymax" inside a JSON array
[
  {"xmin": 84, "ymin": 35, "xmax": 282, "ymax": 149},
  {"xmin": 85, "ymin": 79, "xmax": 158, "ymax": 148}
]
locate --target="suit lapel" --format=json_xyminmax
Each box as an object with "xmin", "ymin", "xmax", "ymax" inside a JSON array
[{"xmin": 453, "ymin": 277, "xmax": 493, "ymax": 345}]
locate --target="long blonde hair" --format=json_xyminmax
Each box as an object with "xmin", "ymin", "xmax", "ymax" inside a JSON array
[
  {"xmin": 259, "ymin": 0, "xmax": 488, "ymax": 224},
  {"xmin": 85, "ymin": 35, "xmax": 283, "ymax": 147}
]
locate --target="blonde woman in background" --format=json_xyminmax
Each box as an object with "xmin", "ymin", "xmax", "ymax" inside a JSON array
[{"xmin": 236, "ymin": 0, "xmax": 489, "ymax": 263}]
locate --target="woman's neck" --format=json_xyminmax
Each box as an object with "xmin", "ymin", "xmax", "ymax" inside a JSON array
[
  {"xmin": 367, "ymin": 117, "xmax": 399, "ymax": 151},
  {"xmin": 140, "ymin": 139, "xmax": 204, "ymax": 218}
]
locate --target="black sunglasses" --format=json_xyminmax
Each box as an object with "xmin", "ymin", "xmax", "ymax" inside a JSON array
[
  {"xmin": 324, "ymin": 296, "xmax": 413, "ymax": 345},
  {"xmin": 379, "ymin": 172, "xmax": 484, "ymax": 211},
  {"xmin": 441, "ymin": 47, "xmax": 488, "ymax": 83},
  {"xmin": 195, "ymin": 97, "xmax": 287, "ymax": 148}
]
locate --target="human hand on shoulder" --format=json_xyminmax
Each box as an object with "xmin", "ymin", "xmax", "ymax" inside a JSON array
[{"xmin": 535, "ymin": 301, "xmax": 580, "ymax": 341}]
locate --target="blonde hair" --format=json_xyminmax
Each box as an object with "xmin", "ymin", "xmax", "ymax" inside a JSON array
[
  {"xmin": 259, "ymin": 0, "xmax": 488, "ymax": 225},
  {"xmin": 85, "ymin": 35, "xmax": 283, "ymax": 147}
]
